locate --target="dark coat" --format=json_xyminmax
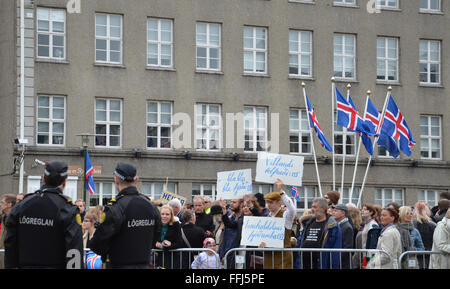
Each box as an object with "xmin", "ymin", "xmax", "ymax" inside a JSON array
[
  {"xmin": 180, "ymin": 222, "xmax": 205, "ymax": 269},
  {"xmin": 339, "ymin": 219, "xmax": 355, "ymax": 269},
  {"xmin": 156, "ymin": 222, "xmax": 183, "ymax": 269},
  {"xmin": 195, "ymin": 212, "xmax": 215, "ymax": 233}
]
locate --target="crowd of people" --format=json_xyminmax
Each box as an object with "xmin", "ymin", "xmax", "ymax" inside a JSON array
[{"xmin": 0, "ymin": 160, "xmax": 449, "ymax": 270}]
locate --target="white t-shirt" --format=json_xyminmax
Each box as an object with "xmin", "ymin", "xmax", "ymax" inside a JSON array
[{"xmin": 191, "ymin": 252, "xmax": 220, "ymax": 269}]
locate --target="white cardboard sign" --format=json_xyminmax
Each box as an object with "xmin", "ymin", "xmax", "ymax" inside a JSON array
[
  {"xmin": 216, "ymin": 169, "xmax": 252, "ymax": 200},
  {"xmin": 240, "ymin": 216, "xmax": 285, "ymax": 248},
  {"xmin": 255, "ymin": 152, "xmax": 304, "ymax": 186}
]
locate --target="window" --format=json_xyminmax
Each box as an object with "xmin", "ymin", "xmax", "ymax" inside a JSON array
[
  {"xmin": 289, "ymin": 109, "xmax": 311, "ymax": 154},
  {"xmin": 95, "ymin": 99, "xmax": 122, "ymax": 148},
  {"xmin": 377, "ymin": 37, "xmax": 398, "ymax": 82},
  {"xmin": 377, "ymin": 0, "xmax": 399, "ymax": 9},
  {"xmin": 420, "ymin": 115, "xmax": 441, "ymax": 159},
  {"xmin": 196, "ymin": 23, "xmax": 221, "ymax": 71},
  {"xmin": 147, "ymin": 101, "xmax": 172, "ymax": 149},
  {"xmin": 333, "ymin": 34, "xmax": 356, "ymax": 79},
  {"xmin": 195, "ymin": 104, "xmax": 221, "ymax": 151},
  {"xmin": 244, "ymin": 106, "xmax": 268, "ymax": 152},
  {"xmin": 285, "ymin": 185, "xmax": 317, "ymax": 212},
  {"xmin": 419, "ymin": 40, "xmax": 441, "ymax": 84},
  {"xmin": 334, "ymin": 0, "xmax": 356, "ymax": 5},
  {"xmin": 418, "ymin": 189, "xmax": 440, "ymax": 207},
  {"xmin": 37, "ymin": 95, "xmax": 65, "ymax": 145},
  {"xmin": 244, "ymin": 26, "xmax": 267, "ymax": 74},
  {"xmin": 147, "ymin": 18, "xmax": 173, "ymax": 67},
  {"xmin": 420, "ymin": 0, "xmax": 440, "ymax": 12},
  {"xmin": 378, "ymin": 138, "xmax": 399, "ymax": 157},
  {"xmin": 95, "ymin": 13, "xmax": 122, "ymax": 64},
  {"xmin": 90, "ymin": 182, "xmax": 117, "ymax": 207},
  {"xmin": 252, "ymin": 184, "xmax": 273, "ymax": 195},
  {"xmin": 340, "ymin": 187, "xmax": 360, "ymax": 206},
  {"xmin": 375, "ymin": 188, "xmax": 404, "ymax": 207},
  {"xmin": 192, "ymin": 184, "xmax": 216, "ymax": 201},
  {"xmin": 289, "ymin": 30, "xmax": 312, "ymax": 77},
  {"xmin": 142, "ymin": 182, "xmax": 177, "ymax": 201},
  {"xmin": 334, "ymin": 112, "xmax": 356, "ymax": 155},
  {"xmin": 37, "ymin": 8, "xmax": 66, "ymax": 59}
]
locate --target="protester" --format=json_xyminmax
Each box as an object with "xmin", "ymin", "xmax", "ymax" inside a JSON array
[
  {"xmin": 254, "ymin": 193, "xmax": 269, "ymax": 216},
  {"xmin": 203, "ymin": 196, "xmax": 212, "ymax": 214},
  {"xmin": 299, "ymin": 197, "xmax": 342, "ymax": 269},
  {"xmin": 429, "ymin": 210, "xmax": 450, "ymax": 269},
  {"xmin": 75, "ymin": 199, "xmax": 86, "ymax": 221},
  {"xmin": 168, "ymin": 198, "xmax": 183, "ymax": 222},
  {"xmin": 82, "ymin": 209, "xmax": 99, "ymax": 249},
  {"xmin": 430, "ymin": 192, "xmax": 450, "ymax": 218},
  {"xmin": 431, "ymin": 199, "xmax": 450, "ymax": 224},
  {"xmin": 219, "ymin": 198, "xmax": 243, "ymax": 269},
  {"xmin": 0, "ymin": 194, "xmax": 16, "ymax": 269},
  {"xmin": 210, "ymin": 203, "xmax": 225, "ymax": 252},
  {"xmin": 325, "ymin": 191, "xmax": 340, "ymax": 214},
  {"xmin": 179, "ymin": 209, "xmax": 205, "ymax": 269},
  {"xmin": 398, "ymin": 206, "xmax": 425, "ymax": 268},
  {"xmin": 258, "ymin": 179, "xmax": 297, "ymax": 269},
  {"xmin": 353, "ymin": 204, "xmax": 379, "ymax": 268},
  {"xmin": 331, "ymin": 204, "xmax": 354, "ymax": 269},
  {"xmin": 193, "ymin": 196, "xmax": 214, "ymax": 237},
  {"xmin": 155, "ymin": 205, "xmax": 183, "ymax": 269},
  {"xmin": 373, "ymin": 204, "xmax": 382, "ymax": 224},
  {"xmin": 366, "ymin": 207, "xmax": 402, "ymax": 269},
  {"xmin": 412, "ymin": 202, "xmax": 436, "ymax": 268},
  {"xmin": 191, "ymin": 238, "xmax": 220, "ymax": 269}
]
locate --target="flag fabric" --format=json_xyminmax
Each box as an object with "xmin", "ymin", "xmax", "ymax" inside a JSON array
[
  {"xmin": 305, "ymin": 94, "xmax": 333, "ymax": 152},
  {"xmin": 378, "ymin": 94, "xmax": 416, "ymax": 156},
  {"xmin": 85, "ymin": 150, "xmax": 96, "ymax": 195},
  {"xmin": 377, "ymin": 132, "xmax": 400, "ymax": 158},
  {"xmin": 335, "ymin": 87, "xmax": 376, "ymax": 136},
  {"xmin": 365, "ymin": 98, "xmax": 380, "ymax": 133},
  {"xmin": 290, "ymin": 186, "xmax": 300, "ymax": 202}
]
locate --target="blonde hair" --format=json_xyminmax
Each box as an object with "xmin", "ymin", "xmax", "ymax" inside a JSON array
[
  {"xmin": 348, "ymin": 206, "xmax": 362, "ymax": 229},
  {"xmin": 160, "ymin": 205, "xmax": 176, "ymax": 225},
  {"xmin": 399, "ymin": 206, "xmax": 412, "ymax": 223},
  {"xmin": 413, "ymin": 202, "xmax": 431, "ymax": 224}
]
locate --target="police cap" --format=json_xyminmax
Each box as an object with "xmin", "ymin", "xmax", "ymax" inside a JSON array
[
  {"xmin": 114, "ymin": 162, "xmax": 137, "ymax": 182},
  {"xmin": 44, "ymin": 161, "xmax": 68, "ymax": 186}
]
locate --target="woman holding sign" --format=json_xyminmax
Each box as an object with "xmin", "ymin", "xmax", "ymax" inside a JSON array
[{"xmin": 259, "ymin": 179, "xmax": 296, "ymax": 269}]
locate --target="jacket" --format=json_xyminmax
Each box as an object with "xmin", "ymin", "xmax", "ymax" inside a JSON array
[
  {"xmin": 366, "ymin": 224, "xmax": 402, "ymax": 269},
  {"xmin": 339, "ymin": 218, "xmax": 354, "ymax": 269},
  {"xmin": 429, "ymin": 217, "xmax": 450, "ymax": 269},
  {"xmin": 413, "ymin": 220, "xmax": 436, "ymax": 251},
  {"xmin": 195, "ymin": 212, "xmax": 215, "ymax": 233},
  {"xmin": 180, "ymin": 222, "xmax": 205, "ymax": 269},
  {"xmin": 220, "ymin": 212, "xmax": 243, "ymax": 269},
  {"xmin": 156, "ymin": 221, "xmax": 183, "ymax": 269}
]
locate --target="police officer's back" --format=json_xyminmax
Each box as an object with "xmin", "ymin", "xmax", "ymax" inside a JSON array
[
  {"xmin": 4, "ymin": 161, "xmax": 84, "ymax": 269},
  {"xmin": 89, "ymin": 162, "xmax": 162, "ymax": 269}
]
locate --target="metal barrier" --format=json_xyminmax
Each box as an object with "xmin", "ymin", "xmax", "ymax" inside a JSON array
[
  {"xmin": 398, "ymin": 251, "xmax": 445, "ymax": 269},
  {"xmin": 150, "ymin": 248, "xmax": 221, "ymax": 269},
  {"xmin": 223, "ymin": 248, "xmax": 394, "ymax": 269}
]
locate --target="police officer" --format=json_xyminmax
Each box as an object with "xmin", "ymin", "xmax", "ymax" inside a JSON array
[
  {"xmin": 4, "ymin": 161, "xmax": 84, "ymax": 269},
  {"xmin": 89, "ymin": 162, "xmax": 162, "ymax": 269}
]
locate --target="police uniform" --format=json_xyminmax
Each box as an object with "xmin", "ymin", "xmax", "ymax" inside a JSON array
[
  {"xmin": 4, "ymin": 161, "xmax": 84, "ymax": 269},
  {"xmin": 88, "ymin": 162, "xmax": 162, "ymax": 269}
]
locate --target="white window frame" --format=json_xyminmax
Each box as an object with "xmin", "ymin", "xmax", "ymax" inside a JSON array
[
  {"xmin": 418, "ymin": 189, "xmax": 440, "ymax": 207},
  {"xmin": 195, "ymin": 104, "xmax": 222, "ymax": 151},
  {"xmin": 419, "ymin": 40, "xmax": 441, "ymax": 85},
  {"xmin": 142, "ymin": 182, "xmax": 177, "ymax": 201},
  {"xmin": 244, "ymin": 106, "xmax": 268, "ymax": 152},
  {"xmin": 420, "ymin": 115, "xmax": 442, "ymax": 160},
  {"xmin": 36, "ymin": 95, "xmax": 66, "ymax": 146},
  {"xmin": 289, "ymin": 109, "xmax": 312, "ymax": 155},
  {"xmin": 192, "ymin": 184, "xmax": 217, "ymax": 202},
  {"xmin": 37, "ymin": 7, "xmax": 66, "ymax": 60},
  {"xmin": 147, "ymin": 18, "xmax": 173, "ymax": 68},
  {"xmin": 146, "ymin": 101, "xmax": 173, "ymax": 150},
  {"xmin": 285, "ymin": 185, "xmax": 318, "ymax": 212},
  {"xmin": 243, "ymin": 26, "xmax": 268, "ymax": 74},
  {"xmin": 95, "ymin": 13, "xmax": 123, "ymax": 64},
  {"xmin": 289, "ymin": 30, "xmax": 312, "ymax": 77},
  {"xmin": 95, "ymin": 98, "xmax": 122, "ymax": 148},
  {"xmin": 377, "ymin": 0, "xmax": 399, "ymax": 9},
  {"xmin": 376, "ymin": 37, "xmax": 399, "ymax": 82},
  {"xmin": 334, "ymin": 112, "xmax": 356, "ymax": 156},
  {"xmin": 375, "ymin": 188, "xmax": 404, "ymax": 207},
  {"xmin": 333, "ymin": 0, "xmax": 357, "ymax": 6},
  {"xmin": 339, "ymin": 187, "xmax": 360, "ymax": 206},
  {"xmin": 333, "ymin": 33, "xmax": 356, "ymax": 80},
  {"xmin": 90, "ymin": 182, "xmax": 118, "ymax": 207},
  {"xmin": 420, "ymin": 0, "xmax": 441, "ymax": 12},
  {"xmin": 196, "ymin": 22, "xmax": 221, "ymax": 71}
]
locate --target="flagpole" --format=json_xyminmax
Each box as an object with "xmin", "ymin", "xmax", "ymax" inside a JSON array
[
  {"xmin": 331, "ymin": 77, "xmax": 336, "ymax": 191},
  {"xmin": 83, "ymin": 147, "xmax": 87, "ymax": 204},
  {"xmin": 356, "ymin": 86, "xmax": 392, "ymax": 208},
  {"xmin": 350, "ymin": 90, "xmax": 370, "ymax": 205},
  {"xmin": 301, "ymin": 82, "xmax": 323, "ymax": 197},
  {"xmin": 340, "ymin": 84, "xmax": 351, "ymax": 194}
]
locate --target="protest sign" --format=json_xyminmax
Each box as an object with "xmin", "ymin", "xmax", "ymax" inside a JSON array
[
  {"xmin": 255, "ymin": 152, "xmax": 304, "ymax": 186},
  {"xmin": 217, "ymin": 169, "xmax": 252, "ymax": 200},
  {"xmin": 159, "ymin": 191, "xmax": 187, "ymax": 206},
  {"xmin": 240, "ymin": 216, "xmax": 285, "ymax": 248}
]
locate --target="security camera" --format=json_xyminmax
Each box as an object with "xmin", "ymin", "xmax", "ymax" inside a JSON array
[
  {"xmin": 34, "ymin": 159, "xmax": 46, "ymax": 166},
  {"xmin": 14, "ymin": 138, "xmax": 28, "ymax": 145}
]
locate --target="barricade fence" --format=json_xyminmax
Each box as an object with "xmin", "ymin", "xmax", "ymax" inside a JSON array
[{"xmin": 0, "ymin": 248, "xmax": 446, "ymax": 269}]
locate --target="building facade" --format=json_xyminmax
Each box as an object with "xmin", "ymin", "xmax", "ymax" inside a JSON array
[{"xmin": 0, "ymin": 0, "xmax": 449, "ymax": 212}]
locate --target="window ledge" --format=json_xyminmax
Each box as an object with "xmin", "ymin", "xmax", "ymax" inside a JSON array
[
  {"xmin": 146, "ymin": 66, "xmax": 176, "ymax": 72},
  {"xmin": 333, "ymin": 78, "xmax": 359, "ymax": 84},
  {"xmin": 289, "ymin": 75, "xmax": 315, "ymax": 81},
  {"xmin": 94, "ymin": 63, "xmax": 126, "ymax": 69},
  {"xmin": 376, "ymin": 81, "xmax": 401, "ymax": 86},
  {"xmin": 242, "ymin": 73, "xmax": 270, "ymax": 78},
  {"xmin": 195, "ymin": 70, "xmax": 224, "ymax": 75},
  {"xmin": 378, "ymin": 7, "xmax": 402, "ymax": 12},
  {"xmin": 36, "ymin": 59, "xmax": 69, "ymax": 65},
  {"xmin": 419, "ymin": 83, "xmax": 444, "ymax": 88},
  {"xmin": 419, "ymin": 10, "xmax": 444, "ymax": 15},
  {"xmin": 332, "ymin": 4, "xmax": 360, "ymax": 9},
  {"xmin": 288, "ymin": 0, "xmax": 316, "ymax": 5}
]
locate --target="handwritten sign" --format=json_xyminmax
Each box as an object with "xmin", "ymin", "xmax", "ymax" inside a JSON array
[
  {"xmin": 255, "ymin": 152, "xmax": 304, "ymax": 186},
  {"xmin": 159, "ymin": 191, "xmax": 187, "ymax": 207},
  {"xmin": 240, "ymin": 216, "xmax": 285, "ymax": 248},
  {"xmin": 216, "ymin": 169, "xmax": 252, "ymax": 200}
]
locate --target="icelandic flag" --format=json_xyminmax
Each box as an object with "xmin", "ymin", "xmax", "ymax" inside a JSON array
[
  {"xmin": 335, "ymin": 88, "xmax": 376, "ymax": 136},
  {"xmin": 290, "ymin": 186, "xmax": 300, "ymax": 202},
  {"xmin": 378, "ymin": 94, "xmax": 416, "ymax": 156},
  {"xmin": 365, "ymin": 98, "xmax": 381, "ymax": 133},
  {"xmin": 305, "ymin": 94, "xmax": 333, "ymax": 152},
  {"xmin": 85, "ymin": 150, "xmax": 96, "ymax": 195},
  {"xmin": 377, "ymin": 132, "xmax": 400, "ymax": 158}
]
